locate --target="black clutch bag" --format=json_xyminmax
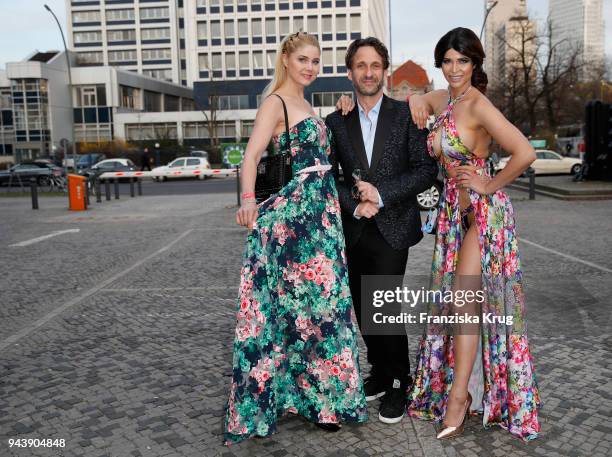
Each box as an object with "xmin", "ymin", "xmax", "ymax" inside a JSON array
[{"xmin": 254, "ymin": 94, "xmax": 292, "ymax": 203}]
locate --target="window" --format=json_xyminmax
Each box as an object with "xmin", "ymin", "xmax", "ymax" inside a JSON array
[
  {"xmin": 307, "ymin": 16, "xmax": 318, "ymax": 34},
  {"xmin": 241, "ymin": 120, "xmax": 255, "ymax": 137},
  {"xmin": 239, "ymin": 52, "xmax": 249, "ymax": 69},
  {"xmin": 105, "ymin": 9, "xmax": 134, "ymax": 21},
  {"xmin": 140, "ymin": 7, "xmax": 169, "ymax": 20},
  {"xmin": 350, "ymin": 14, "xmax": 360, "ymax": 32},
  {"xmin": 265, "ymin": 18, "xmax": 275, "ymax": 36},
  {"xmin": 252, "ymin": 19, "xmax": 262, "ymax": 36},
  {"xmin": 107, "ymin": 29, "xmax": 135, "ymax": 42},
  {"xmin": 197, "ymin": 22, "xmax": 208, "ymax": 41},
  {"xmin": 143, "ymin": 68, "xmax": 173, "ymax": 81},
  {"xmin": 120, "ymin": 86, "xmax": 139, "ymax": 109},
  {"xmin": 336, "ymin": 14, "xmax": 346, "ymax": 32},
  {"xmin": 144, "ymin": 90, "xmax": 162, "ymax": 112},
  {"xmin": 183, "ymin": 121, "xmax": 235, "ymax": 139},
  {"xmin": 142, "ymin": 28, "xmax": 170, "ymax": 41},
  {"xmin": 252, "ymin": 51, "xmax": 263, "ymax": 69},
  {"xmin": 312, "ymin": 91, "xmax": 352, "ymax": 107},
  {"xmin": 198, "ymin": 54, "xmax": 210, "ymax": 71},
  {"xmin": 322, "ymin": 48, "xmax": 333, "ymax": 66},
  {"xmin": 336, "ymin": 47, "xmax": 346, "ymax": 68},
  {"xmin": 211, "ymin": 21, "xmax": 221, "ymax": 38},
  {"xmin": 142, "ymin": 48, "xmax": 171, "ymax": 61},
  {"xmin": 73, "ymin": 31, "xmax": 102, "ymax": 44},
  {"xmin": 126, "ymin": 123, "xmax": 177, "ymax": 140},
  {"xmin": 76, "ymin": 52, "xmax": 103, "ymax": 65},
  {"xmin": 225, "ymin": 53, "xmax": 236, "ymax": 70},
  {"xmin": 224, "ymin": 20, "xmax": 235, "ymax": 38},
  {"xmin": 218, "ymin": 95, "xmax": 249, "ymax": 110},
  {"xmin": 76, "ymin": 85, "xmax": 106, "ymax": 106},
  {"xmin": 108, "ymin": 50, "xmax": 137, "ymax": 62},
  {"xmin": 238, "ymin": 19, "xmax": 248, "ymax": 37},
  {"xmin": 72, "ymin": 10, "xmax": 100, "ymax": 23},
  {"xmin": 266, "ymin": 50, "xmax": 275, "ymax": 69},
  {"xmin": 322, "ymin": 15, "xmax": 332, "ymax": 33},
  {"xmin": 165, "ymin": 95, "xmax": 180, "ymax": 112},
  {"xmin": 293, "ymin": 16, "xmax": 304, "ymax": 32},
  {"xmin": 211, "ymin": 53, "xmax": 222, "ymax": 70},
  {"xmin": 196, "ymin": 0, "xmax": 207, "ymax": 6},
  {"xmin": 279, "ymin": 17, "xmax": 290, "ymax": 35}
]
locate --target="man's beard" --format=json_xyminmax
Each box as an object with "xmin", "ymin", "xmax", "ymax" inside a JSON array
[{"xmin": 354, "ymin": 78, "xmax": 384, "ymax": 96}]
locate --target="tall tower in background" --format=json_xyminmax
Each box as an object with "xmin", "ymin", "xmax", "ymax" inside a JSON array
[
  {"xmin": 66, "ymin": 0, "xmax": 187, "ymax": 86},
  {"xmin": 483, "ymin": 0, "xmax": 527, "ymax": 83},
  {"xmin": 549, "ymin": 0, "xmax": 605, "ymax": 78}
]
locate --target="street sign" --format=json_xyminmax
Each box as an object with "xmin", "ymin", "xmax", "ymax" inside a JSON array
[
  {"xmin": 529, "ymin": 139, "xmax": 547, "ymax": 148},
  {"xmin": 222, "ymin": 143, "xmax": 246, "ymax": 167}
]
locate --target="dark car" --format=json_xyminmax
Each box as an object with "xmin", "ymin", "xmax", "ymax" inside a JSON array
[
  {"xmin": 76, "ymin": 153, "xmax": 106, "ymax": 172},
  {"xmin": 81, "ymin": 158, "xmax": 137, "ymax": 183},
  {"xmin": 0, "ymin": 163, "xmax": 56, "ymax": 187}
]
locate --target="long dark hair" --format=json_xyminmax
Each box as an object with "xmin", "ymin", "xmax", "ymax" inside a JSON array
[{"xmin": 434, "ymin": 27, "xmax": 488, "ymax": 94}]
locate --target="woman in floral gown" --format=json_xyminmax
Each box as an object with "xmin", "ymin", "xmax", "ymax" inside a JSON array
[
  {"xmin": 225, "ymin": 32, "xmax": 367, "ymax": 445},
  {"xmin": 407, "ymin": 28, "xmax": 541, "ymax": 441}
]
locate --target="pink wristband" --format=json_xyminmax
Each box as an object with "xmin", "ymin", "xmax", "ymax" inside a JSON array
[{"xmin": 241, "ymin": 192, "xmax": 255, "ymax": 200}]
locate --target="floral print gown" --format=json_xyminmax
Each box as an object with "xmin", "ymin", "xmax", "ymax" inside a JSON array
[
  {"xmin": 224, "ymin": 116, "xmax": 368, "ymax": 445},
  {"xmin": 407, "ymin": 95, "xmax": 541, "ymax": 441}
]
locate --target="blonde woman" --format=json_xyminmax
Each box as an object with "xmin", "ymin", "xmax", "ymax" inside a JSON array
[{"xmin": 224, "ymin": 32, "xmax": 368, "ymax": 445}]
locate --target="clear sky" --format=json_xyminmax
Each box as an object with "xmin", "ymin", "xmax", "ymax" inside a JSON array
[{"xmin": 1, "ymin": 0, "xmax": 611, "ymax": 89}]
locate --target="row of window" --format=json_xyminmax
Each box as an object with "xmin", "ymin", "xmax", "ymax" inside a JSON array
[
  {"xmin": 197, "ymin": 14, "xmax": 360, "ymax": 41},
  {"xmin": 76, "ymin": 48, "xmax": 171, "ymax": 65},
  {"xmin": 72, "ymin": 7, "xmax": 169, "ymax": 24},
  {"xmin": 74, "ymin": 28, "xmax": 171, "ymax": 45},
  {"xmin": 198, "ymin": 47, "xmax": 347, "ymax": 75},
  {"xmin": 195, "ymin": 0, "xmax": 360, "ymax": 11}
]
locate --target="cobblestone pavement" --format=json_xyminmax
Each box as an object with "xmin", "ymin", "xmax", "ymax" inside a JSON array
[{"xmin": 0, "ymin": 189, "xmax": 610, "ymax": 457}]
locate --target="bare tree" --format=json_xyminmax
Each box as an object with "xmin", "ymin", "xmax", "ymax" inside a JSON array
[{"xmin": 489, "ymin": 16, "xmax": 582, "ymax": 136}]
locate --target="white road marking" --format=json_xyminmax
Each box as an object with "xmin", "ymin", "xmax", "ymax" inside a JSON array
[
  {"xmin": 9, "ymin": 229, "xmax": 81, "ymax": 247},
  {"xmin": 0, "ymin": 229, "xmax": 194, "ymax": 353},
  {"xmin": 519, "ymin": 237, "xmax": 612, "ymax": 274}
]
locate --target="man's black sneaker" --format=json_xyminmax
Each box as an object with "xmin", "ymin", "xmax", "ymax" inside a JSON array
[
  {"xmin": 364, "ymin": 375, "xmax": 386, "ymax": 402},
  {"xmin": 378, "ymin": 379, "xmax": 407, "ymax": 424}
]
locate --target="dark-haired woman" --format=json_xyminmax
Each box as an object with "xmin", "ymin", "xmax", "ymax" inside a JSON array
[{"xmin": 407, "ymin": 27, "xmax": 541, "ymax": 441}]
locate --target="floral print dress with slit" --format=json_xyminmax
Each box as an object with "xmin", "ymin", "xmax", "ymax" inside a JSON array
[
  {"xmin": 224, "ymin": 116, "xmax": 368, "ymax": 445},
  {"xmin": 407, "ymin": 92, "xmax": 541, "ymax": 441}
]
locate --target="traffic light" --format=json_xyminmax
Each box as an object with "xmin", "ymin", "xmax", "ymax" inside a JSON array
[{"xmin": 584, "ymin": 101, "xmax": 612, "ymax": 180}]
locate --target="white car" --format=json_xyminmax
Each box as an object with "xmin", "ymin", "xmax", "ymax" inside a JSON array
[
  {"xmin": 152, "ymin": 157, "xmax": 212, "ymax": 181},
  {"xmin": 496, "ymin": 150, "xmax": 582, "ymax": 175}
]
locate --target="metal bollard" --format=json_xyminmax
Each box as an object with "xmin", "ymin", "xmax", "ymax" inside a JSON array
[
  {"xmin": 137, "ymin": 178, "xmax": 142, "ymax": 196},
  {"xmin": 30, "ymin": 178, "xmax": 39, "ymax": 210},
  {"xmin": 96, "ymin": 179, "xmax": 102, "ymax": 203},
  {"xmin": 236, "ymin": 167, "xmax": 241, "ymax": 206},
  {"xmin": 84, "ymin": 179, "xmax": 90, "ymax": 208},
  {"xmin": 130, "ymin": 178, "xmax": 135, "ymax": 197},
  {"xmin": 114, "ymin": 178, "xmax": 120, "ymax": 199},
  {"xmin": 105, "ymin": 179, "xmax": 111, "ymax": 201},
  {"xmin": 527, "ymin": 167, "xmax": 535, "ymax": 200}
]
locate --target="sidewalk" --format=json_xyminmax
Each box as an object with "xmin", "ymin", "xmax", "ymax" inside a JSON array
[{"xmin": 0, "ymin": 191, "xmax": 610, "ymax": 457}]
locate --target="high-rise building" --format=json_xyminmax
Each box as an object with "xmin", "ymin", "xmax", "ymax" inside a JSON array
[
  {"xmin": 483, "ymin": 0, "xmax": 527, "ymax": 83},
  {"xmin": 549, "ymin": 0, "xmax": 605, "ymax": 77},
  {"xmin": 67, "ymin": 0, "xmax": 187, "ymax": 86},
  {"xmin": 190, "ymin": 0, "xmax": 389, "ymax": 113}
]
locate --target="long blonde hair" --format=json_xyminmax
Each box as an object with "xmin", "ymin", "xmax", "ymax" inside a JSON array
[{"xmin": 262, "ymin": 32, "xmax": 320, "ymax": 98}]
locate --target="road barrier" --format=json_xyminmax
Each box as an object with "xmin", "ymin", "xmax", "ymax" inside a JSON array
[{"xmin": 97, "ymin": 168, "xmax": 238, "ymax": 180}]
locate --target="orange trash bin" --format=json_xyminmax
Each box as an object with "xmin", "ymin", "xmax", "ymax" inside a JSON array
[{"xmin": 68, "ymin": 174, "xmax": 87, "ymax": 211}]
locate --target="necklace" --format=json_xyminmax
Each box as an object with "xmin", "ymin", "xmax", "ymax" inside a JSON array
[{"xmin": 448, "ymin": 86, "xmax": 473, "ymax": 106}]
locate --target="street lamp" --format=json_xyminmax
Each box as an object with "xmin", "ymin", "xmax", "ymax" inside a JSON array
[
  {"xmin": 480, "ymin": 1, "xmax": 499, "ymax": 41},
  {"xmin": 44, "ymin": 3, "xmax": 75, "ymax": 179}
]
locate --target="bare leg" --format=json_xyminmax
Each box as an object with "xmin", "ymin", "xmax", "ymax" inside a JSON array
[{"xmin": 443, "ymin": 220, "xmax": 482, "ymax": 427}]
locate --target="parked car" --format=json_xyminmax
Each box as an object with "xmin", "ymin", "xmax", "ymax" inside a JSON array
[
  {"xmin": 496, "ymin": 150, "xmax": 582, "ymax": 175},
  {"xmin": 32, "ymin": 159, "xmax": 65, "ymax": 176},
  {"xmin": 189, "ymin": 150, "xmax": 209, "ymax": 159},
  {"xmin": 152, "ymin": 157, "xmax": 212, "ymax": 181},
  {"xmin": 417, "ymin": 180, "xmax": 443, "ymax": 211},
  {"xmin": 0, "ymin": 163, "xmax": 55, "ymax": 186},
  {"xmin": 76, "ymin": 153, "xmax": 106, "ymax": 171},
  {"xmin": 81, "ymin": 158, "xmax": 137, "ymax": 182}
]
